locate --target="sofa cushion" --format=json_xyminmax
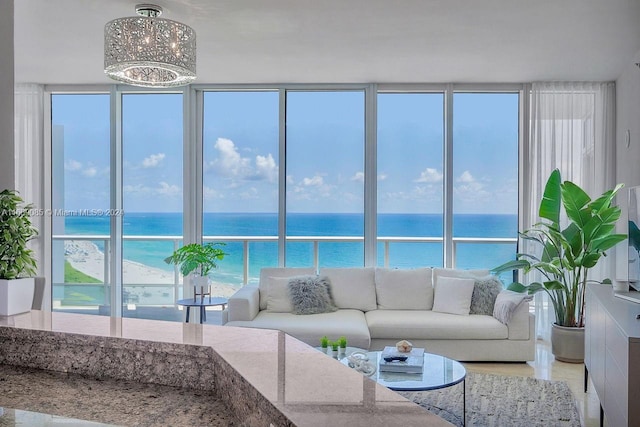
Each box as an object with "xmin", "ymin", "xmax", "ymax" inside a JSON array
[
  {"xmin": 432, "ymin": 276, "xmax": 475, "ymax": 315},
  {"xmin": 288, "ymin": 275, "xmax": 337, "ymax": 315},
  {"xmin": 259, "ymin": 267, "xmax": 316, "ymax": 310},
  {"xmin": 265, "ymin": 276, "xmax": 294, "ymax": 313},
  {"xmin": 433, "ymin": 268, "xmax": 490, "ymax": 292},
  {"xmin": 320, "ymin": 267, "xmax": 377, "ymax": 312},
  {"xmin": 470, "ymin": 275, "xmax": 503, "ymax": 315},
  {"xmin": 225, "ymin": 309, "xmax": 371, "ymax": 349},
  {"xmin": 365, "ymin": 309, "xmax": 508, "ymax": 340},
  {"xmin": 375, "ymin": 268, "xmax": 433, "ymax": 310}
]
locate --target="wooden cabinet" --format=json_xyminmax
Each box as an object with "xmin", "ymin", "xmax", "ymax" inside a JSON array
[{"xmin": 585, "ymin": 284, "xmax": 640, "ymax": 427}]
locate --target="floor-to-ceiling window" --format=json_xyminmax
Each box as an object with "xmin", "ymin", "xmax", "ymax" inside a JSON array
[
  {"xmin": 51, "ymin": 93, "xmax": 111, "ymax": 313},
  {"xmin": 377, "ymin": 92, "xmax": 445, "ymax": 267},
  {"xmin": 48, "ymin": 85, "xmax": 520, "ymax": 319},
  {"xmin": 203, "ymin": 91, "xmax": 279, "ymax": 286},
  {"xmin": 452, "ymin": 92, "xmax": 519, "ymax": 276},
  {"xmin": 285, "ymin": 90, "xmax": 366, "ymax": 268},
  {"xmin": 122, "ymin": 93, "xmax": 183, "ymax": 319}
]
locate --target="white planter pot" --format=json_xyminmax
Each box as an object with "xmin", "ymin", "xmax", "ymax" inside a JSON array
[
  {"xmin": 0, "ymin": 278, "xmax": 35, "ymax": 316},
  {"xmin": 551, "ymin": 323, "xmax": 585, "ymax": 363}
]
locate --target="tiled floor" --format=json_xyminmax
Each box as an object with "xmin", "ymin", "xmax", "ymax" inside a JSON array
[{"xmin": 464, "ymin": 340, "xmax": 601, "ymax": 427}]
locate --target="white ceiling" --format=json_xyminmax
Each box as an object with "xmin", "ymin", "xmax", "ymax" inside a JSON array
[{"xmin": 13, "ymin": 0, "xmax": 640, "ymax": 85}]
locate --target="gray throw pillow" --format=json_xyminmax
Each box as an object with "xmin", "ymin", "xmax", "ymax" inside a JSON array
[
  {"xmin": 470, "ymin": 275, "xmax": 503, "ymax": 315},
  {"xmin": 288, "ymin": 275, "xmax": 338, "ymax": 315}
]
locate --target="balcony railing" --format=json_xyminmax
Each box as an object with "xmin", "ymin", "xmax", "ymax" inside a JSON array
[{"xmin": 52, "ymin": 234, "xmax": 516, "ymax": 307}]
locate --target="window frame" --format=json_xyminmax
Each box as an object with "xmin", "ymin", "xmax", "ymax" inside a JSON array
[{"xmin": 44, "ymin": 82, "xmax": 526, "ymax": 314}]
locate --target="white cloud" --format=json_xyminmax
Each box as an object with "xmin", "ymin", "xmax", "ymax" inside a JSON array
[
  {"xmin": 82, "ymin": 167, "xmax": 97, "ymax": 177},
  {"xmin": 240, "ymin": 187, "xmax": 259, "ymax": 199},
  {"xmin": 454, "ymin": 170, "xmax": 490, "ymax": 202},
  {"xmin": 142, "ymin": 153, "xmax": 165, "ymax": 168},
  {"xmin": 123, "ymin": 184, "xmax": 150, "ymax": 195},
  {"xmin": 302, "ymin": 175, "xmax": 324, "ymax": 186},
  {"xmin": 378, "ymin": 174, "xmax": 388, "ymax": 181},
  {"xmin": 255, "ymin": 153, "xmax": 278, "ymax": 182},
  {"xmin": 203, "ymin": 186, "xmax": 221, "ymax": 200},
  {"xmin": 212, "ymin": 138, "xmax": 252, "ymax": 177},
  {"xmin": 157, "ymin": 182, "xmax": 181, "ymax": 196},
  {"xmin": 65, "ymin": 159, "xmax": 82, "ymax": 171},
  {"xmin": 415, "ymin": 168, "xmax": 443, "ymax": 183},
  {"xmin": 457, "ymin": 170, "xmax": 475, "ymax": 183},
  {"xmin": 351, "ymin": 172, "xmax": 365, "ymax": 183},
  {"xmin": 124, "ymin": 182, "xmax": 180, "ymax": 197},
  {"xmin": 209, "ymin": 138, "xmax": 279, "ymax": 185}
]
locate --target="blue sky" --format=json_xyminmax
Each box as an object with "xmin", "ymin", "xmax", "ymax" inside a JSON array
[{"xmin": 52, "ymin": 91, "xmax": 518, "ymax": 215}]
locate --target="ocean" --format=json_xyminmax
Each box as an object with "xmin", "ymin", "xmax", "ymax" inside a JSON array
[{"xmin": 61, "ymin": 213, "xmax": 517, "ymax": 286}]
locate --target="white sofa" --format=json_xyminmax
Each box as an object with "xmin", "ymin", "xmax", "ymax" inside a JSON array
[{"xmin": 222, "ymin": 267, "xmax": 535, "ymax": 362}]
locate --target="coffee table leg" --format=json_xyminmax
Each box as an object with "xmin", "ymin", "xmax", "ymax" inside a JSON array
[
  {"xmin": 185, "ymin": 307, "xmax": 190, "ymax": 323},
  {"xmin": 200, "ymin": 306, "xmax": 205, "ymax": 324},
  {"xmin": 463, "ymin": 378, "xmax": 466, "ymax": 427}
]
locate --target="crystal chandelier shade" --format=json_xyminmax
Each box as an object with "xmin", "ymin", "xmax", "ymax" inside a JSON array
[{"xmin": 104, "ymin": 4, "xmax": 196, "ymax": 88}]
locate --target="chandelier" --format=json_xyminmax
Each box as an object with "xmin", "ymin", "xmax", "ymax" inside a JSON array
[{"xmin": 104, "ymin": 4, "xmax": 196, "ymax": 88}]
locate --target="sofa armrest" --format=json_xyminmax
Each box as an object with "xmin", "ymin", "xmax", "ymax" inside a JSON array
[
  {"xmin": 227, "ymin": 285, "xmax": 260, "ymax": 322},
  {"xmin": 507, "ymin": 302, "xmax": 532, "ymax": 340}
]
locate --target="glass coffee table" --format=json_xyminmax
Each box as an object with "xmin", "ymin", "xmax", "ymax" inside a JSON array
[{"xmin": 344, "ymin": 351, "xmax": 467, "ymax": 426}]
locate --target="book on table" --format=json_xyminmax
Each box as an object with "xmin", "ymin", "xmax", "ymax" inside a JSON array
[{"xmin": 379, "ymin": 346, "xmax": 424, "ymax": 373}]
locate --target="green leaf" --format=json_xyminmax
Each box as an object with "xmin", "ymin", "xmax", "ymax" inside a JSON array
[
  {"xmin": 561, "ymin": 181, "xmax": 591, "ymax": 227},
  {"xmin": 580, "ymin": 253, "xmax": 601, "ymax": 268},
  {"xmin": 492, "ymin": 259, "xmax": 530, "ymax": 274},
  {"xmin": 507, "ymin": 282, "xmax": 527, "ymax": 292},
  {"xmin": 591, "ymin": 234, "xmax": 627, "ymax": 253},
  {"xmin": 539, "ymin": 169, "xmax": 562, "ymax": 224},
  {"xmin": 543, "ymin": 280, "xmax": 564, "ymax": 291},
  {"xmin": 589, "ymin": 184, "xmax": 624, "ymax": 213},
  {"xmin": 526, "ymin": 282, "xmax": 545, "ymax": 294}
]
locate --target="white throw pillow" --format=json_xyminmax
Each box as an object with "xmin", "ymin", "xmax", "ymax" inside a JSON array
[
  {"xmin": 265, "ymin": 276, "xmax": 294, "ymax": 313},
  {"xmin": 431, "ymin": 276, "xmax": 475, "ymax": 316},
  {"xmin": 374, "ymin": 268, "xmax": 433, "ymax": 310},
  {"xmin": 259, "ymin": 267, "xmax": 316, "ymax": 310},
  {"xmin": 433, "ymin": 268, "xmax": 490, "ymax": 296},
  {"xmin": 493, "ymin": 290, "xmax": 533, "ymax": 324},
  {"xmin": 320, "ymin": 267, "xmax": 377, "ymax": 311}
]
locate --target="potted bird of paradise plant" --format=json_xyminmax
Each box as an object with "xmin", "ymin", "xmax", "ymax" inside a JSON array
[{"xmin": 494, "ymin": 169, "xmax": 625, "ymax": 362}]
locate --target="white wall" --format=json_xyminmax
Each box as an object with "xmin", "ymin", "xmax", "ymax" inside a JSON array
[
  {"xmin": 0, "ymin": 0, "xmax": 14, "ymax": 190},
  {"xmin": 615, "ymin": 49, "xmax": 640, "ymax": 281},
  {"xmin": 616, "ymin": 52, "xmax": 640, "ymax": 189}
]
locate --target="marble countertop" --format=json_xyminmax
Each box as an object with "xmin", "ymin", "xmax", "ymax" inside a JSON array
[{"xmin": 1, "ymin": 311, "xmax": 451, "ymax": 426}]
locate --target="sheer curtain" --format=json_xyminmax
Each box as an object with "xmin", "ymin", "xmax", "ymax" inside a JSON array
[
  {"xmin": 526, "ymin": 81, "xmax": 616, "ymax": 340},
  {"xmin": 14, "ymin": 83, "xmax": 45, "ymax": 275}
]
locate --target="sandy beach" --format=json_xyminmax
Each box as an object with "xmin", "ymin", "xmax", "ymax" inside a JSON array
[{"xmin": 64, "ymin": 240, "xmax": 239, "ymax": 300}]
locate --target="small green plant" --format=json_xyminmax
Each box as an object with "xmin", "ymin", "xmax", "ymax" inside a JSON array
[
  {"xmin": 164, "ymin": 243, "xmax": 227, "ymax": 277},
  {"xmin": 338, "ymin": 336, "xmax": 347, "ymax": 349},
  {"xmin": 320, "ymin": 335, "xmax": 329, "ymax": 348},
  {"xmin": 0, "ymin": 190, "xmax": 38, "ymax": 280},
  {"xmin": 330, "ymin": 341, "xmax": 339, "ymax": 351}
]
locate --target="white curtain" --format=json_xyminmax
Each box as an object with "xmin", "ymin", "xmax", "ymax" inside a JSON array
[
  {"xmin": 14, "ymin": 83, "xmax": 45, "ymax": 275},
  {"xmin": 527, "ymin": 81, "xmax": 616, "ymax": 340}
]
